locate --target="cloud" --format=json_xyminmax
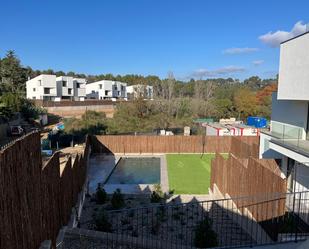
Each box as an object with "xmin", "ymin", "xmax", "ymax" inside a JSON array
[
  {"xmin": 192, "ymin": 66, "xmax": 245, "ymax": 78},
  {"xmin": 259, "ymin": 21, "xmax": 307, "ymax": 47},
  {"xmin": 252, "ymin": 60, "xmax": 264, "ymax": 66},
  {"xmin": 222, "ymin": 47, "xmax": 259, "ymax": 55}
]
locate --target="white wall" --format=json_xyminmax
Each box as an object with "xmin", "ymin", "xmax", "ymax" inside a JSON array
[
  {"xmin": 56, "ymin": 76, "xmax": 74, "ymax": 97},
  {"xmin": 278, "ymin": 32, "xmax": 309, "ymax": 100},
  {"xmin": 271, "ymin": 92, "xmax": 308, "ymax": 139},
  {"xmin": 86, "ymin": 80, "xmax": 127, "ymax": 99},
  {"xmin": 26, "ymin": 74, "xmax": 57, "ymax": 100},
  {"xmin": 73, "ymin": 78, "xmax": 86, "ymax": 99}
]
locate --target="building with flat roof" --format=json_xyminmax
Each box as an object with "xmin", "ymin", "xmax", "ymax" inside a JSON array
[
  {"xmin": 85, "ymin": 80, "xmax": 127, "ymax": 100},
  {"xmin": 126, "ymin": 84, "xmax": 153, "ymax": 100},
  {"xmin": 259, "ymin": 31, "xmax": 309, "ymax": 193},
  {"xmin": 26, "ymin": 74, "xmax": 86, "ymax": 101}
]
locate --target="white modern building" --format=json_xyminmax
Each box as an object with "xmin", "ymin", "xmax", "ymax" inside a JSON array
[
  {"xmin": 85, "ymin": 80, "xmax": 127, "ymax": 100},
  {"xmin": 126, "ymin": 84, "xmax": 153, "ymax": 100},
  {"xmin": 26, "ymin": 74, "xmax": 57, "ymax": 100},
  {"xmin": 26, "ymin": 75, "xmax": 86, "ymax": 101},
  {"xmin": 259, "ymin": 31, "xmax": 309, "ymax": 193}
]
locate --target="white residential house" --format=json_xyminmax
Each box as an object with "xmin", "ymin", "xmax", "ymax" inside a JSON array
[
  {"xmin": 126, "ymin": 84, "xmax": 153, "ymax": 100},
  {"xmin": 26, "ymin": 74, "xmax": 86, "ymax": 101},
  {"xmin": 56, "ymin": 76, "xmax": 86, "ymax": 101},
  {"xmin": 259, "ymin": 31, "xmax": 309, "ymax": 193},
  {"xmin": 73, "ymin": 78, "xmax": 86, "ymax": 101},
  {"xmin": 85, "ymin": 80, "xmax": 127, "ymax": 100},
  {"xmin": 26, "ymin": 74, "xmax": 57, "ymax": 100},
  {"xmin": 56, "ymin": 76, "xmax": 74, "ymax": 100}
]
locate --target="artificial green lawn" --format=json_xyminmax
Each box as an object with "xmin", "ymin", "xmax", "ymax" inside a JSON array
[{"xmin": 166, "ymin": 154, "xmax": 227, "ymax": 194}]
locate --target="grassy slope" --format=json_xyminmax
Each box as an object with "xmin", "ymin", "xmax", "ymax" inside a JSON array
[{"xmin": 166, "ymin": 154, "xmax": 216, "ymax": 194}]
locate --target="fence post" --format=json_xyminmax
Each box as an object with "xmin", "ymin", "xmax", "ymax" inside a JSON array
[{"xmin": 295, "ymin": 192, "xmax": 301, "ymax": 242}]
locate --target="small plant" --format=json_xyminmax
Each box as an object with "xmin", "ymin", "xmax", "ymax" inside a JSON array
[
  {"xmin": 150, "ymin": 184, "xmax": 164, "ymax": 203},
  {"xmin": 111, "ymin": 188, "xmax": 125, "ymax": 209},
  {"xmin": 194, "ymin": 217, "xmax": 218, "ymax": 248},
  {"xmin": 94, "ymin": 209, "xmax": 112, "ymax": 232},
  {"xmin": 95, "ymin": 183, "xmax": 107, "ymax": 204}
]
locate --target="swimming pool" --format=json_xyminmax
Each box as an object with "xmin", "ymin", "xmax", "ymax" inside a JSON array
[{"xmin": 106, "ymin": 157, "xmax": 160, "ymax": 184}]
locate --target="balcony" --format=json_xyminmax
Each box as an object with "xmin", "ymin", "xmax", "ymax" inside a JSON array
[{"xmin": 262, "ymin": 122, "xmax": 309, "ymax": 161}]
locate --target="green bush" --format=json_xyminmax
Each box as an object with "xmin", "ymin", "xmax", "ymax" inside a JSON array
[
  {"xmin": 194, "ymin": 217, "xmax": 218, "ymax": 248},
  {"xmin": 95, "ymin": 183, "xmax": 107, "ymax": 204},
  {"xmin": 111, "ymin": 188, "xmax": 125, "ymax": 209},
  {"xmin": 94, "ymin": 209, "xmax": 112, "ymax": 232},
  {"xmin": 150, "ymin": 184, "xmax": 164, "ymax": 203}
]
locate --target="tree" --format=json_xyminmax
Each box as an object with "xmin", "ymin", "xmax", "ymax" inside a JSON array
[
  {"xmin": 0, "ymin": 50, "xmax": 28, "ymax": 92},
  {"xmin": 234, "ymin": 88, "xmax": 258, "ymax": 119}
]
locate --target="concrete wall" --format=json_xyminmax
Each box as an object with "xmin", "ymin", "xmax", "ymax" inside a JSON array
[
  {"xmin": 46, "ymin": 104, "xmax": 115, "ymax": 118},
  {"xmin": 278, "ymin": 32, "xmax": 309, "ymax": 100}
]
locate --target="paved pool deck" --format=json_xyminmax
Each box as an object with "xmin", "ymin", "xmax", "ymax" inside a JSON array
[{"xmin": 87, "ymin": 153, "xmax": 169, "ymax": 194}]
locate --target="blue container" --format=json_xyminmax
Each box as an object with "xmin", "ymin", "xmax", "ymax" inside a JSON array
[{"xmin": 247, "ymin": 116, "xmax": 267, "ymax": 128}]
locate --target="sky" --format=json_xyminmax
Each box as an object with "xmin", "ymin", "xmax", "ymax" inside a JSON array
[{"xmin": 0, "ymin": 0, "xmax": 308, "ymax": 80}]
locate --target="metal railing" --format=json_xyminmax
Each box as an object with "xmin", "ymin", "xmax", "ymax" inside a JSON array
[{"xmin": 58, "ymin": 191, "xmax": 309, "ymax": 249}]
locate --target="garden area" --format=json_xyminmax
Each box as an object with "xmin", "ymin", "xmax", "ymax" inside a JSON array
[{"xmin": 166, "ymin": 154, "xmax": 219, "ymax": 195}]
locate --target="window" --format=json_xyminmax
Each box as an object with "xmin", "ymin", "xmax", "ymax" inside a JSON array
[
  {"xmin": 99, "ymin": 84, "xmax": 102, "ymax": 89},
  {"xmin": 92, "ymin": 90, "xmax": 95, "ymax": 94},
  {"xmin": 68, "ymin": 89, "xmax": 72, "ymax": 95},
  {"xmin": 32, "ymin": 97, "xmax": 36, "ymax": 100},
  {"xmin": 44, "ymin": 88, "xmax": 50, "ymax": 94},
  {"xmin": 105, "ymin": 90, "xmax": 109, "ymax": 95},
  {"xmin": 118, "ymin": 91, "xmax": 120, "ymax": 96},
  {"xmin": 38, "ymin": 80, "xmax": 42, "ymax": 86},
  {"xmin": 114, "ymin": 86, "xmax": 118, "ymax": 90},
  {"xmin": 33, "ymin": 88, "xmax": 36, "ymax": 92},
  {"xmin": 76, "ymin": 83, "xmax": 80, "ymax": 89},
  {"xmin": 62, "ymin": 81, "xmax": 67, "ymax": 87},
  {"xmin": 121, "ymin": 85, "xmax": 125, "ymax": 91}
]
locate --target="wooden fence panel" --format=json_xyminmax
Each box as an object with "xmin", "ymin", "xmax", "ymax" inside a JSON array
[
  {"xmin": 92, "ymin": 135, "xmax": 235, "ymax": 154},
  {"xmin": 0, "ymin": 133, "xmax": 90, "ymax": 249},
  {"xmin": 211, "ymin": 152, "xmax": 286, "ymax": 222}
]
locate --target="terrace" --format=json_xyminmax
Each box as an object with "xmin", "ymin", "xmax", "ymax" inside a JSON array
[{"xmin": 261, "ymin": 122, "xmax": 309, "ymax": 162}]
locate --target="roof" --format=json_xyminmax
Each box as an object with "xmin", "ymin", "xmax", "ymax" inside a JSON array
[{"xmin": 280, "ymin": 31, "xmax": 309, "ymax": 45}]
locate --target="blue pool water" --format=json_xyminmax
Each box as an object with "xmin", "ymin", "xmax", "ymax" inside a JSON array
[{"xmin": 106, "ymin": 157, "xmax": 160, "ymax": 184}]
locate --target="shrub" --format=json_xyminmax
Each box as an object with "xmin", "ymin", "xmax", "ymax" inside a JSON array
[
  {"xmin": 94, "ymin": 209, "xmax": 112, "ymax": 232},
  {"xmin": 194, "ymin": 218, "xmax": 218, "ymax": 248},
  {"xmin": 111, "ymin": 188, "xmax": 125, "ymax": 209},
  {"xmin": 150, "ymin": 184, "xmax": 164, "ymax": 203},
  {"xmin": 95, "ymin": 183, "xmax": 107, "ymax": 204}
]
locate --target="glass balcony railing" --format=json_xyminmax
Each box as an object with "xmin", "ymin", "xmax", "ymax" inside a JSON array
[{"xmin": 268, "ymin": 122, "xmax": 309, "ymax": 157}]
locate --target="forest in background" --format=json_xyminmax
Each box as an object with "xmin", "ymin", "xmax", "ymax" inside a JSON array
[{"xmin": 0, "ymin": 50, "xmax": 277, "ymax": 134}]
